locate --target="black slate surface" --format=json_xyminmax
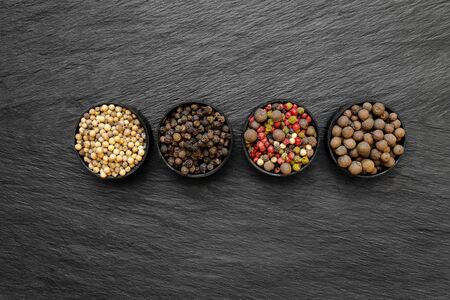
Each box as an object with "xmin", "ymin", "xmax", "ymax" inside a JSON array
[{"xmin": 1, "ymin": 1, "xmax": 450, "ymax": 299}]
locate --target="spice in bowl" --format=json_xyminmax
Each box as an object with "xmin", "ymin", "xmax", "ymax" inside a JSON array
[
  {"xmin": 328, "ymin": 101, "xmax": 406, "ymax": 176},
  {"xmin": 158, "ymin": 103, "xmax": 232, "ymax": 177},
  {"xmin": 74, "ymin": 104, "xmax": 148, "ymax": 179},
  {"xmin": 243, "ymin": 101, "xmax": 318, "ymax": 176}
]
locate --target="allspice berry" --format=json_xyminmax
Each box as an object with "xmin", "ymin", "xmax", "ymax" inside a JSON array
[
  {"xmin": 394, "ymin": 128, "xmax": 405, "ymax": 140},
  {"xmin": 372, "ymin": 129, "xmax": 384, "ymax": 142},
  {"xmin": 335, "ymin": 145, "xmax": 347, "ymax": 156},
  {"xmin": 332, "ymin": 125, "xmax": 342, "ymax": 137},
  {"xmin": 358, "ymin": 109, "xmax": 370, "ymax": 121},
  {"xmin": 343, "ymin": 138, "xmax": 356, "ymax": 150},
  {"xmin": 330, "ymin": 137, "xmax": 342, "ymax": 149},
  {"xmin": 392, "ymin": 119, "xmax": 402, "ymax": 129},
  {"xmin": 352, "ymin": 121, "xmax": 362, "ymax": 130},
  {"xmin": 384, "ymin": 123, "xmax": 394, "ymax": 134},
  {"xmin": 362, "ymin": 102, "xmax": 373, "ymax": 111},
  {"xmin": 280, "ymin": 163, "xmax": 292, "ymax": 175},
  {"xmin": 372, "ymin": 102, "xmax": 385, "ymax": 116},
  {"xmin": 337, "ymin": 115, "xmax": 351, "ymax": 127},
  {"xmin": 361, "ymin": 159, "xmax": 375, "ymax": 173},
  {"xmin": 351, "ymin": 105, "xmax": 361, "ymax": 114},
  {"xmin": 349, "ymin": 148, "xmax": 359, "ymax": 159},
  {"xmin": 254, "ymin": 108, "xmax": 268, "ymax": 123},
  {"xmin": 244, "ymin": 129, "xmax": 257, "ymax": 143},
  {"xmin": 356, "ymin": 141, "xmax": 371, "ymax": 157},
  {"xmin": 348, "ymin": 161, "xmax": 363, "ymax": 175},
  {"xmin": 353, "ymin": 130, "xmax": 364, "ymax": 142},
  {"xmin": 376, "ymin": 140, "xmax": 389, "ymax": 152},
  {"xmin": 363, "ymin": 133, "xmax": 374, "ymax": 145},
  {"xmin": 370, "ymin": 148, "xmax": 381, "ymax": 161},
  {"xmin": 362, "ymin": 118, "xmax": 374, "ymax": 131},
  {"xmin": 393, "ymin": 144, "xmax": 404, "ymax": 156},
  {"xmin": 342, "ymin": 127, "xmax": 354, "ymax": 139},
  {"xmin": 264, "ymin": 161, "xmax": 275, "ymax": 172},
  {"xmin": 338, "ymin": 155, "xmax": 352, "ymax": 168},
  {"xmin": 381, "ymin": 152, "xmax": 391, "ymax": 163},
  {"xmin": 273, "ymin": 129, "xmax": 286, "ymax": 142},
  {"xmin": 344, "ymin": 110, "xmax": 352, "ymax": 118},
  {"xmin": 374, "ymin": 119, "xmax": 385, "ymax": 130},
  {"xmin": 384, "ymin": 133, "xmax": 397, "ymax": 147},
  {"xmin": 383, "ymin": 157, "xmax": 396, "ymax": 168},
  {"xmin": 271, "ymin": 110, "xmax": 283, "ymax": 122}
]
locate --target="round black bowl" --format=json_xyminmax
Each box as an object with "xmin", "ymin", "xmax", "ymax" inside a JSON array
[
  {"xmin": 157, "ymin": 101, "xmax": 233, "ymax": 178},
  {"xmin": 242, "ymin": 99, "xmax": 320, "ymax": 177},
  {"xmin": 74, "ymin": 102, "xmax": 152, "ymax": 180},
  {"xmin": 326, "ymin": 101, "xmax": 407, "ymax": 178}
]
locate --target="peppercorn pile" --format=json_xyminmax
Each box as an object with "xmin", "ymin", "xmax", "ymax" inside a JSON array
[
  {"xmin": 330, "ymin": 102, "xmax": 406, "ymax": 176},
  {"xmin": 159, "ymin": 103, "xmax": 232, "ymax": 176},
  {"xmin": 74, "ymin": 104, "xmax": 147, "ymax": 178},
  {"xmin": 244, "ymin": 101, "xmax": 318, "ymax": 175}
]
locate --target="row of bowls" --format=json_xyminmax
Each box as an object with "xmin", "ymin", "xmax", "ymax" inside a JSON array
[{"xmin": 74, "ymin": 100, "xmax": 406, "ymax": 179}]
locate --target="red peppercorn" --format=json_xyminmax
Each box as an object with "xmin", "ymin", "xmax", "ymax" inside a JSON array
[
  {"xmin": 295, "ymin": 137, "xmax": 302, "ymax": 145},
  {"xmin": 253, "ymin": 157, "xmax": 258, "ymax": 162},
  {"xmin": 301, "ymin": 113, "xmax": 308, "ymax": 119},
  {"xmin": 283, "ymin": 138, "xmax": 289, "ymax": 145},
  {"xmin": 257, "ymin": 132, "xmax": 265, "ymax": 140},
  {"xmin": 249, "ymin": 116, "xmax": 255, "ymax": 122},
  {"xmin": 306, "ymin": 116, "xmax": 312, "ymax": 123},
  {"xmin": 284, "ymin": 120, "xmax": 290, "ymax": 126},
  {"xmin": 267, "ymin": 145, "xmax": 274, "ymax": 153},
  {"xmin": 285, "ymin": 112, "xmax": 291, "ymax": 118},
  {"xmin": 265, "ymin": 104, "xmax": 272, "ymax": 110},
  {"xmin": 257, "ymin": 126, "xmax": 264, "ymax": 133},
  {"xmin": 277, "ymin": 157, "xmax": 284, "ymax": 164},
  {"xmin": 285, "ymin": 158, "xmax": 291, "ymax": 163},
  {"xmin": 290, "ymin": 108, "xmax": 298, "ymax": 116},
  {"xmin": 292, "ymin": 123, "xmax": 300, "ymax": 132},
  {"xmin": 274, "ymin": 122, "xmax": 281, "ymax": 128},
  {"xmin": 288, "ymin": 152, "xmax": 295, "ymax": 160},
  {"xmin": 292, "ymin": 104, "xmax": 298, "ymax": 109}
]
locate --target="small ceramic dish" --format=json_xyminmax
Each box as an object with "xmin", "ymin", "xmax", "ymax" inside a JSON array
[
  {"xmin": 242, "ymin": 99, "xmax": 319, "ymax": 177},
  {"xmin": 74, "ymin": 102, "xmax": 151, "ymax": 179},
  {"xmin": 157, "ymin": 101, "xmax": 233, "ymax": 178},
  {"xmin": 327, "ymin": 101, "xmax": 406, "ymax": 177}
]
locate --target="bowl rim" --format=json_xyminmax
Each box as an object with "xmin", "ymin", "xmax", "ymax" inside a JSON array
[
  {"xmin": 73, "ymin": 102, "xmax": 152, "ymax": 180},
  {"xmin": 326, "ymin": 101, "xmax": 407, "ymax": 178},
  {"xmin": 156, "ymin": 101, "xmax": 233, "ymax": 178},
  {"xmin": 242, "ymin": 99, "xmax": 320, "ymax": 177}
]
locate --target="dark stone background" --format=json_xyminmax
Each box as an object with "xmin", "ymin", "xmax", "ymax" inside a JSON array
[{"xmin": 1, "ymin": 0, "xmax": 449, "ymax": 298}]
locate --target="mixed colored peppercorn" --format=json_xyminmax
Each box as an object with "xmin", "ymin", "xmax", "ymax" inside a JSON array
[
  {"xmin": 330, "ymin": 102, "xmax": 406, "ymax": 176},
  {"xmin": 159, "ymin": 103, "xmax": 232, "ymax": 176},
  {"xmin": 244, "ymin": 101, "xmax": 318, "ymax": 175}
]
